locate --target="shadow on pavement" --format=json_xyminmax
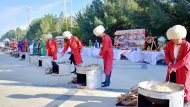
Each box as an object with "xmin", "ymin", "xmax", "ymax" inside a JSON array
[{"xmin": 8, "ymin": 89, "xmax": 116, "ymax": 107}]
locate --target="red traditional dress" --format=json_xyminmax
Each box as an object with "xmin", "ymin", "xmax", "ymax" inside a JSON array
[
  {"xmin": 22, "ymin": 39, "xmax": 28, "ymax": 52},
  {"xmin": 165, "ymin": 40, "xmax": 190, "ymax": 102},
  {"xmin": 46, "ymin": 39, "xmax": 58, "ymax": 60},
  {"xmin": 99, "ymin": 34, "xmax": 113, "ymax": 75},
  {"xmin": 12, "ymin": 41, "xmax": 18, "ymax": 50},
  {"xmin": 9, "ymin": 41, "xmax": 13, "ymax": 48},
  {"xmin": 62, "ymin": 36, "xmax": 82, "ymax": 65}
]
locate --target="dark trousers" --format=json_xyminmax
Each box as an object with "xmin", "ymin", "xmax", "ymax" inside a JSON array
[
  {"xmin": 104, "ymin": 71, "xmax": 112, "ymax": 85},
  {"xmin": 69, "ymin": 54, "xmax": 75, "ymax": 64},
  {"xmin": 170, "ymin": 71, "xmax": 176, "ymax": 83},
  {"xmin": 69, "ymin": 54, "xmax": 76, "ymax": 72}
]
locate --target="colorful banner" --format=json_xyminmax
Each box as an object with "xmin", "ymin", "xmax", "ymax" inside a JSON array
[
  {"xmin": 55, "ymin": 36, "xmax": 64, "ymax": 48},
  {"xmin": 114, "ymin": 29, "xmax": 145, "ymax": 50}
]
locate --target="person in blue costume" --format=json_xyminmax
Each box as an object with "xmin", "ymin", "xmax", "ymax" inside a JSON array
[
  {"xmin": 17, "ymin": 40, "xmax": 23, "ymax": 52},
  {"xmin": 94, "ymin": 39, "xmax": 99, "ymax": 48},
  {"xmin": 40, "ymin": 38, "xmax": 46, "ymax": 56},
  {"xmin": 33, "ymin": 39, "xmax": 38, "ymax": 55}
]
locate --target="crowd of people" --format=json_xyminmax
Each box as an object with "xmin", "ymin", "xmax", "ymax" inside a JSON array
[
  {"xmin": 3, "ymin": 25, "xmax": 112, "ymax": 88},
  {"xmin": 2, "ymin": 24, "xmax": 190, "ymax": 106}
]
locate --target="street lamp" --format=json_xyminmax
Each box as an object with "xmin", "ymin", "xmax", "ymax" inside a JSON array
[
  {"xmin": 25, "ymin": 6, "xmax": 32, "ymax": 39},
  {"xmin": 26, "ymin": 6, "xmax": 32, "ymax": 26},
  {"xmin": 62, "ymin": 0, "xmax": 69, "ymax": 30},
  {"xmin": 63, "ymin": 0, "xmax": 66, "ymax": 18},
  {"xmin": 62, "ymin": 0, "xmax": 72, "ymax": 32},
  {"xmin": 70, "ymin": 0, "xmax": 73, "ymax": 33}
]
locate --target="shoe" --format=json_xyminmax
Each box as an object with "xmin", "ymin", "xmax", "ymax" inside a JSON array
[
  {"xmin": 102, "ymin": 82, "xmax": 105, "ymax": 84},
  {"xmin": 71, "ymin": 71, "xmax": 76, "ymax": 73},
  {"xmin": 101, "ymin": 84, "xmax": 110, "ymax": 87},
  {"xmin": 102, "ymin": 82, "xmax": 110, "ymax": 84}
]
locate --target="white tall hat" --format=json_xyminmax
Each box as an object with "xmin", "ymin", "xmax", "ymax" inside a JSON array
[
  {"xmin": 166, "ymin": 25, "xmax": 187, "ymax": 40},
  {"xmin": 46, "ymin": 34, "xmax": 53, "ymax": 39},
  {"xmin": 93, "ymin": 25, "xmax": 105, "ymax": 36},
  {"xmin": 62, "ymin": 31, "xmax": 72, "ymax": 39}
]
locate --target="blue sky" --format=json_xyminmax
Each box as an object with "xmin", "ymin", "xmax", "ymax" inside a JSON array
[{"xmin": 0, "ymin": 0, "xmax": 93, "ymax": 36}]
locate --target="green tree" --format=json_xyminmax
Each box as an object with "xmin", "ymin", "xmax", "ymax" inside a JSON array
[
  {"xmin": 16, "ymin": 27, "xmax": 25, "ymax": 40},
  {"xmin": 40, "ymin": 14, "xmax": 56, "ymax": 34},
  {"xmin": 26, "ymin": 19, "xmax": 42, "ymax": 41}
]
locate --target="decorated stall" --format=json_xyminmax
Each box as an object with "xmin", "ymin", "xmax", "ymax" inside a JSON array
[
  {"xmin": 145, "ymin": 36, "xmax": 158, "ymax": 51},
  {"xmin": 55, "ymin": 36, "xmax": 65, "ymax": 48},
  {"xmin": 114, "ymin": 29, "xmax": 146, "ymax": 50}
]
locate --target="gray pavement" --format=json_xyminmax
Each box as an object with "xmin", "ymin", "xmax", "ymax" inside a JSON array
[{"xmin": 0, "ymin": 52, "xmax": 167, "ymax": 107}]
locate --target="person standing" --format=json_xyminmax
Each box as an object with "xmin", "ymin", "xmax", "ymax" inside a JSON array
[
  {"xmin": 94, "ymin": 39, "xmax": 99, "ymax": 48},
  {"xmin": 29, "ymin": 40, "xmax": 34, "ymax": 55},
  {"xmin": 62, "ymin": 31, "xmax": 83, "ymax": 71},
  {"xmin": 40, "ymin": 38, "xmax": 46, "ymax": 56},
  {"xmin": 46, "ymin": 34, "xmax": 58, "ymax": 60},
  {"xmin": 62, "ymin": 31, "xmax": 84, "ymax": 85},
  {"xmin": 11, "ymin": 40, "xmax": 17, "ymax": 50},
  {"xmin": 89, "ymin": 39, "xmax": 93, "ymax": 47},
  {"xmin": 38, "ymin": 39, "xmax": 42, "ymax": 55},
  {"xmin": 19, "ymin": 38, "xmax": 28, "ymax": 60},
  {"xmin": 33, "ymin": 39, "xmax": 38, "ymax": 55},
  {"xmin": 93, "ymin": 25, "xmax": 113, "ymax": 87},
  {"xmin": 22, "ymin": 38, "xmax": 28, "ymax": 53},
  {"xmin": 165, "ymin": 25, "xmax": 190, "ymax": 106},
  {"xmin": 18, "ymin": 40, "xmax": 23, "ymax": 52}
]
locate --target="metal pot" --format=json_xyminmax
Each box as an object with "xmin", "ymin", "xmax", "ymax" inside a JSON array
[{"xmin": 138, "ymin": 81, "xmax": 184, "ymax": 107}]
